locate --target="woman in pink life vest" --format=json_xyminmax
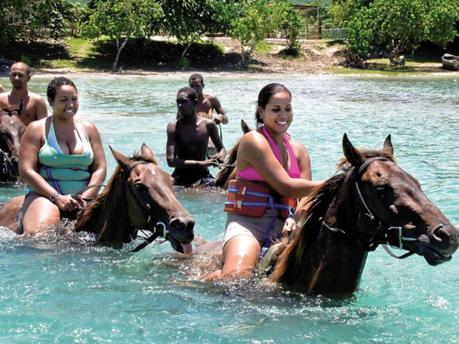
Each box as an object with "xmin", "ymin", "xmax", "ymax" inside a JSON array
[{"xmin": 205, "ymin": 83, "xmax": 322, "ymax": 281}]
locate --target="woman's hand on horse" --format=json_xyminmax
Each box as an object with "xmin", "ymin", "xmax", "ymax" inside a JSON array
[
  {"xmin": 282, "ymin": 218, "xmax": 297, "ymax": 239},
  {"xmin": 71, "ymin": 194, "xmax": 87, "ymax": 209},
  {"xmin": 54, "ymin": 194, "xmax": 83, "ymax": 212}
]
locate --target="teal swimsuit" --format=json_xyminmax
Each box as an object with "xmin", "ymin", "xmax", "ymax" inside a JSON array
[
  {"xmin": 26, "ymin": 118, "xmax": 94, "ymax": 195},
  {"xmin": 38, "ymin": 119, "xmax": 94, "ymax": 194}
]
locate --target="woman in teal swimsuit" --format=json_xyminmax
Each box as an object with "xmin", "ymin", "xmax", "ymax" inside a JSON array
[{"xmin": 19, "ymin": 77, "xmax": 106, "ymax": 235}]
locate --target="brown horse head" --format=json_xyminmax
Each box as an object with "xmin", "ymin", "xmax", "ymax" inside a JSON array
[
  {"xmin": 0, "ymin": 113, "xmax": 25, "ymax": 182},
  {"xmin": 215, "ymin": 119, "xmax": 252, "ymax": 188},
  {"xmin": 75, "ymin": 144, "xmax": 195, "ymax": 252},
  {"xmin": 272, "ymin": 134, "xmax": 458, "ymax": 296},
  {"xmin": 341, "ymin": 134, "xmax": 458, "ymax": 265}
]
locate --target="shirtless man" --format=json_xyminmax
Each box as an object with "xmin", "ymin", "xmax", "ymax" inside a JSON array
[
  {"xmin": 188, "ymin": 73, "xmax": 228, "ymax": 124},
  {"xmin": 0, "ymin": 62, "xmax": 48, "ymax": 125},
  {"xmin": 166, "ymin": 87, "xmax": 226, "ymax": 187},
  {"xmin": 188, "ymin": 73, "xmax": 227, "ymax": 156}
]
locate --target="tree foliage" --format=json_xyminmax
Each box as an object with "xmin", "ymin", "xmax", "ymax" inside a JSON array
[
  {"xmin": 230, "ymin": 0, "xmax": 275, "ymax": 66},
  {"xmin": 84, "ymin": 0, "xmax": 163, "ymax": 71},
  {"xmin": 0, "ymin": 0, "xmax": 78, "ymax": 47},
  {"xmin": 331, "ymin": 0, "xmax": 459, "ymax": 64},
  {"xmin": 271, "ymin": 0, "xmax": 306, "ymax": 54}
]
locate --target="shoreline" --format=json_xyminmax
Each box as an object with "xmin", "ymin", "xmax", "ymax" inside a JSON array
[{"xmin": 1, "ymin": 66, "xmax": 458, "ymax": 79}]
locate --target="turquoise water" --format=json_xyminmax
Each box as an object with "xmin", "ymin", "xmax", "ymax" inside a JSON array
[{"xmin": 0, "ymin": 74, "xmax": 458, "ymax": 343}]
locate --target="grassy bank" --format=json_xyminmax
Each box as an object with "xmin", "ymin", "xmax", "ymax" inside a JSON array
[{"xmin": 1, "ymin": 36, "xmax": 455, "ymax": 76}]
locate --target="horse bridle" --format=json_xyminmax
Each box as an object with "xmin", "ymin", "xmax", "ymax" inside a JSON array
[
  {"xmin": 120, "ymin": 161, "xmax": 170, "ymax": 252},
  {"xmin": 323, "ymin": 157, "xmax": 421, "ymax": 259}
]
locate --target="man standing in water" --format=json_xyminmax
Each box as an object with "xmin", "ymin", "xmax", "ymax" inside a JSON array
[
  {"xmin": 166, "ymin": 87, "xmax": 226, "ymax": 187},
  {"xmin": 188, "ymin": 73, "xmax": 228, "ymax": 157},
  {"xmin": 0, "ymin": 62, "xmax": 48, "ymax": 125},
  {"xmin": 188, "ymin": 73, "xmax": 228, "ymax": 125}
]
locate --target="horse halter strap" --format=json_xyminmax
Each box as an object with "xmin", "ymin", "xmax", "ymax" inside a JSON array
[
  {"xmin": 354, "ymin": 157, "xmax": 416, "ymax": 258},
  {"xmin": 322, "ymin": 156, "xmax": 415, "ymax": 259},
  {"xmin": 121, "ymin": 161, "xmax": 170, "ymax": 252}
]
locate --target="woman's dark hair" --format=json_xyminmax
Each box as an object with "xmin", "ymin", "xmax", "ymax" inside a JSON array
[
  {"xmin": 255, "ymin": 83, "xmax": 291, "ymax": 127},
  {"xmin": 47, "ymin": 77, "xmax": 77, "ymax": 105}
]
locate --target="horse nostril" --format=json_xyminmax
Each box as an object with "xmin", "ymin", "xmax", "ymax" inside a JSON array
[
  {"xmin": 170, "ymin": 218, "xmax": 185, "ymax": 230},
  {"xmin": 170, "ymin": 217, "xmax": 195, "ymax": 235},
  {"xmin": 431, "ymin": 224, "xmax": 449, "ymax": 242},
  {"xmin": 186, "ymin": 219, "xmax": 195, "ymax": 232}
]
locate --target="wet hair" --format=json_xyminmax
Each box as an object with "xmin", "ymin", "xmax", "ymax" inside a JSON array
[
  {"xmin": 188, "ymin": 73, "xmax": 204, "ymax": 84},
  {"xmin": 255, "ymin": 83, "xmax": 292, "ymax": 127},
  {"xmin": 177, "ymin": 86, "xmax": 198, "ymax": 103},
  {"xmin": 46, "ymin": 77, "xmax": 77, "ymax": 105}
]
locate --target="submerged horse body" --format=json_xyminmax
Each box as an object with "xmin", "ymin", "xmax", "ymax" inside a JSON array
[
  {"xmin": 0, "ymin": 144, "xmax": 195, "ymax": 253},
  {"xmin": 0, "ymin": 113, "xmax": 25, "ymax": 182}
]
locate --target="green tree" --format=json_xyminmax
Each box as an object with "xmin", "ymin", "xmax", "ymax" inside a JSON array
[
  {"xmin": 369, "ymin": 0, "xmax": 426, "ymax": 65},
  {"xmin": 338, "ymin": 0, "xmax": 459, "ymax": 65},
  {"xmin": 84, "ymin": 0, "xmax": 163, "ymax": 72},
  {"xmin": 230, "ymin": 0, "xmax": 274, "ymax": 66},
  {"xmin": 0, "ymin": 0, "xmax": 78, "ymax": 47},
  {"xmin": 424, "ymin": 0, "xmax": 459, "ymax": 48},
  {"xmin": 346, "ymin": 8, "xmax": 373, "ymax": 64},
  {"xmin": 271, "ymin": 0, "xmax": 306, "ymax": 56},
  {"xmin": 159, "ymin": 0, "xmax": 241, "ymax": 61}
]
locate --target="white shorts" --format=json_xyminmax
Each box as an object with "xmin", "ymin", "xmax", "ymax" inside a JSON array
[{"xmin": 223, "ymin": 208, "xmax": 285, "ymax": 247}]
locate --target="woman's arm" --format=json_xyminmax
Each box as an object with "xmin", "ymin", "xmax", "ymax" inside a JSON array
[
  {"xmin": 237, "ymin": 131, "xmax": 320, "ymax": 198},
  {"xmin": 82, "ymin": 121, "xmax": 106, "ymax": 199}
]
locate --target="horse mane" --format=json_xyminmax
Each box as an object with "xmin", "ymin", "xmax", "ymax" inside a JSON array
[
  {"xmin": 75, "ymin": 152, "xmax": 157, "ymax": 234},
  {"xmin": 215, "ymin": 140, "xmax": 239, "ymax": 188},
  {"xmin": 271, "ymin": 148, "xmax": 395, "ymax": 282}
]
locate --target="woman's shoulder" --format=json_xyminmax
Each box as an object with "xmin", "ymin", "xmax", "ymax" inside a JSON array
[
  {"xmin": 288, "ymin": 137, "xmax": 306, "ymax": 150},
  {"xmin": 239, "ymin": 129, "xmax": 270, "ymax": 153},
  {"xmin": 26, "ymin": 117, "xmax": 47, "ymax": 132},
  {"xmin": 79, "ymin": 119, "xmax": 97, "ymax": 131}
]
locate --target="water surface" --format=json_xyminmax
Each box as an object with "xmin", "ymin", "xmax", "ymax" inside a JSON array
[{"xmin": 0, "ymin": 74, "xmax": 458, "ymax": 343}]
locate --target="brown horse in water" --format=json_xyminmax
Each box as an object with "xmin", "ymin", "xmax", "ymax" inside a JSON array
[
  {"xmin": 0, "ymin": 144, "xmax": 195, "ymax": 252},
  {"xmin": 260, "ymin": 134, "xmax": 458, "ymax": 296},
  {"xmin": 0, "ymin": 113, "xmax": 25, "ymax": 182}
]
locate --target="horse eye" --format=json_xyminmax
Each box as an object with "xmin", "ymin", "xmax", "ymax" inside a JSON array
[{"xmin": 135, "ymin": 183, "xmax": 145, "ymax": 191}]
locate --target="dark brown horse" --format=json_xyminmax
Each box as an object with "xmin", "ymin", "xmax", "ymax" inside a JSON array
[
  {"xmin": 0, "ymin": 144, "xmax": 195, "ymax": 253},
  {"xmin": 0, "ymin": 113, "xmax": 25, "ymax": 182},
  {"xmin": 74, "ymin": 144, "xmax": 195, "ymax": 251},
  {"xmin": 265, "ymin": 134, "xmax": 459, "ymax": 297}
]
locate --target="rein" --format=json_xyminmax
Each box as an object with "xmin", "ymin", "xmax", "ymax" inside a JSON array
[
  {"xmin": 322, "ymin": 157, "xmax": 416, "ymax": 259},
  {"xmin": 71, "ymin": 183, "xmax": 106, "ymax": 202}
]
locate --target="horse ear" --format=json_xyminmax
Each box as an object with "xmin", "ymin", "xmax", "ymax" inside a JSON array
[
  {"xmin": 140, "ymin": 143, "xmax": 156, "ymax": 162},
  {"xmin": 241, "ymin": 119, "xmax": 252, "ymax": 134},
  {"xmin": 342, "ymin": 133, "xmax": 364, "ymax": 166},
  {"xmin": 383, "ymin": 135, "xmax": 394, "ymax": 157},
  {"xmin": 109, "ymin": 145, "xmax": 132, "ymax": 169}
]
